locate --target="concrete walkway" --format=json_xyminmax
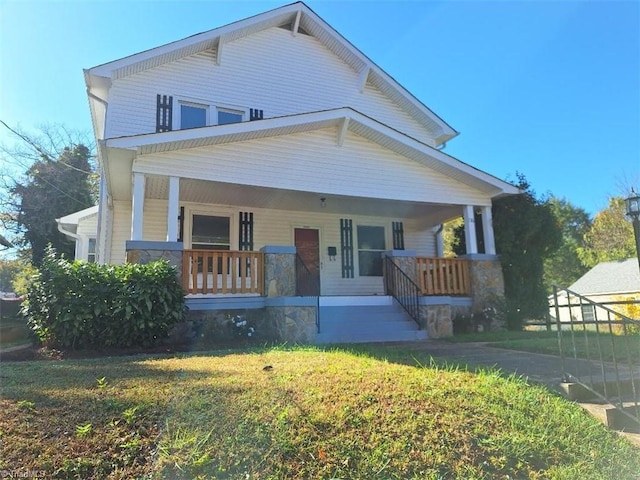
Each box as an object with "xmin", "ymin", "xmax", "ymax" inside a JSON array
[
  {"xmin": 409, "ymin": 340, "xmax": 569, "ymax": 389},
  {"xmin": 400, "ymin": 340, "xmax": 640, "ymax": 446}
]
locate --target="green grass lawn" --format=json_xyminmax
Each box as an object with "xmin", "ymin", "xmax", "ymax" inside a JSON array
[{"xmin": 2, "ymin": 346, "xmax": 638, "ymax": 479}]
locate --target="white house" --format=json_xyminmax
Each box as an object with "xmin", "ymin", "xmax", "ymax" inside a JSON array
[{"xmin": 81, "ymin": 2, "xmax": 519, "ymax": 343}]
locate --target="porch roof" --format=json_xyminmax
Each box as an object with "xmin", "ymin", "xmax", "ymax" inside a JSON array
[{"xmin": 104, "ymin": 107, "xmax": 519, "ymax": 201}]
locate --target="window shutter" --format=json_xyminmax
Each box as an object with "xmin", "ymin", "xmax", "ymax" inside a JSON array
[
  {"xmin": 239, "ymin": 212, "xmax": 254, "ymax": 251},
  {"xmin": 250, "ymin": 108, "xmax": 264, "ymax": 121},
  {"xmin": 340, "ymin": 218, "xmax": 354, "ymax": 278},
  {"xmin": 156, "ymin": 94, "xmax": 173, "ymax": 132},
  {"xmin": 392, "ymin": 221, "xmax": 405, "ymax": 250},
  {"xmin": 178, "ymin": 206, "xmax": 184, "ymax": 242}
]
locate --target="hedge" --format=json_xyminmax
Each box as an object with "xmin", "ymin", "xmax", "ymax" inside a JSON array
[{"xmin": 22, "ymin": 250, "xmax": 185, "ymax": 349}]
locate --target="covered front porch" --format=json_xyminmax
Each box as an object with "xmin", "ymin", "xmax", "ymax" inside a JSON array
[
  {"xmin": 104, "ymin": 108, "xmax": 513, "ymax": 342},
  {"xmin": 127, "ymin": 235, "xmax": 504, "ymax": 343}
]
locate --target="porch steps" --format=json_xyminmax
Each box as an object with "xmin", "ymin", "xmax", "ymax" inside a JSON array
[{"xmin": 315, "ymin": 296, "xmax": 427, "ymax": 344}]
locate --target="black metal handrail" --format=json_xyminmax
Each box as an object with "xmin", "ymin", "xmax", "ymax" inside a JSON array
[
  {"xmin": 383, "ymin": 256, "xmax": 421, "ymax": 329},
  {"xmin": 295, "ymin": 254, "xmax": 321, "ymax": 333},
  {"xmin": 552, "ymin": 285, "xmax": 640, "ymax": 427}
]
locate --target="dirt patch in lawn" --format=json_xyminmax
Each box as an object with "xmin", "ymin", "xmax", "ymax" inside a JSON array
[{"xmin": 0, "ymin": 343, "xmax": 195, "ymax": 362}]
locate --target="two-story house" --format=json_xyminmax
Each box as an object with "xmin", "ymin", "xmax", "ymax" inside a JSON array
[{"xmin": 75, "ymin": 2, "xmax": 519, "ymax": 343}]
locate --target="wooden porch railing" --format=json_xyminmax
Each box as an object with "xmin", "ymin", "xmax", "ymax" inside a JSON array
[
  {"xmin": 417, "ymin": 257, "xmax": 470, "ymax": 296},
  {"xmin": 182, "ymin": 250, "xmax": 264, "ymax": 295}
]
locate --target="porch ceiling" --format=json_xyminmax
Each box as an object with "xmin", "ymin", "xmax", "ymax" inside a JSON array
[{"xmin": 145, "ymin": 176, "xmax": 461, "ymax": 225}]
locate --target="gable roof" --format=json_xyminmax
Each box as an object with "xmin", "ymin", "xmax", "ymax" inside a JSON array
[
  {"xmin": 84, "ymin": 2, "xmax": 457, "ymax": 145},
  {"xmin": 569, "ymin": 258, "xmax": 640, "ymax": 296}
]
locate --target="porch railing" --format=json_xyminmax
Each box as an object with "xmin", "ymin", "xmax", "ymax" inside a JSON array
[
  {"xmin": 182, "ymin": 250, "xmax": 264, "ymax": 295},
  {"xmin": 383, "ymin": 256, "xmax": 421, "ymax": 328},
  {"xmin": 417, "ymin": 257, "xmax": 470, "ymax": 296}
]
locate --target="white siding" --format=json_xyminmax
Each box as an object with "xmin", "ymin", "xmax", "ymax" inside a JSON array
[
  {"xmin": 76, "ymin": 214, "xmax": 98, "ymax": 237},
  {"xmin": 106, "ymin": 27, "xmax": 435, "ymax": 145},
  {"xmin": 110, "ymin": 199, "xmax": 170, "ymax": 264},
  {"xmin": 111, "ymin": 201, "xmax": 131, "ymax": 265},
  {"xmin": 74, "ymin": 214, "xmax": 98, "ymax": 261},
  {"xmin": 134, "ymin": 128, "xmax": 488, "ymax": 206}
]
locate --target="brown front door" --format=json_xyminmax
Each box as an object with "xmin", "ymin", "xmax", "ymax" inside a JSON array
[{"xmin": 294, "ymin": 228, "xmax": 320, "ymax": 295}]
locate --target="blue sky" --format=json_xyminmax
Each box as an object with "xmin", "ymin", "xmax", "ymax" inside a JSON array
[{"xmin": 0, "ymin": 0, "xmax": 638, "ymax": 217}]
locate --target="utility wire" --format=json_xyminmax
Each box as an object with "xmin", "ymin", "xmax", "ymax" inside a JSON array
[{"xmin": 0, "ymin": 120, "xmax": 95, "ymax": 175}]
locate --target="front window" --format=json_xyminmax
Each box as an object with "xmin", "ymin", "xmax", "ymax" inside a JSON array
[
  {"xmin": 181, "ymin": 103, "xmax": 208, "ymax": 129},
  {"xmin": 192, "ymin": 215, "xmax": 230, "ymax": 250},
  {"xmin": 357, "ymin": 225, "xmax": 385, "ymax": 276}
]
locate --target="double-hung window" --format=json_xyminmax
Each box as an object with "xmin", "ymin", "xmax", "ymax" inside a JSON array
[
  {"xmin": 192, "ymin": 214, "xmax": 231, "ymax": 274},
  {"xmin": 357, "ymin": 225, "xmax": 385, "ymax": 276},
  {"xmin": 192, "ymin": 215, "xmax": 230, "ymax": 251}
]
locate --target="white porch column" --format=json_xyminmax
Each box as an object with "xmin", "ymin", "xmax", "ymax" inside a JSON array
[
  {"xmin": 463, "ymin": 205, "xmax": 478, "ymax": 254},
  {"xmin": 131, "ymin": 172, "xmax": 146, "ymax": 241},
  {"xmin": 166, "ymin": 176, "xmax": 180, "ymax": 242},
  {"xmin": 434, "ymin": 225, "xmax": 444, "ymax": 257},
  {"xmin": 481, "ymin": 206, "xmax": 496, "ymax": 255}
]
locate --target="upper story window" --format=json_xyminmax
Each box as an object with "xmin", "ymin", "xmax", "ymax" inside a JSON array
[
  {"xmin": 156, "ymin": 94, "xmax": 258, "ymax": 132},
  {"xmin": 217, "ymin": 108, "xmax": 244, "ymax": 125},
  {"xmin": 180, "ymin": 102, "xmax": 208, "ymax": 129}
]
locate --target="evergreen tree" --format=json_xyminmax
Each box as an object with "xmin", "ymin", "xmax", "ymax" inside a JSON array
[
  {"xmin": 453, "ymin": 174, "xmax": 562, "ymax": 329},
  {"xmin": 11, "ymin": 144, "xmax": 94, "ymax": 265}
]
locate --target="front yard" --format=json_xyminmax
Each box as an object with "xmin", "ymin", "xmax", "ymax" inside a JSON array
[{"xmin": 1, "ymin": 345, "xmax": 638, "ymax": 479}]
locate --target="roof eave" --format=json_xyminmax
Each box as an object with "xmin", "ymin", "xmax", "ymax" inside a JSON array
[{"xmin": 105, "ymin": 107, "xmax": 516, "ymax": 198}]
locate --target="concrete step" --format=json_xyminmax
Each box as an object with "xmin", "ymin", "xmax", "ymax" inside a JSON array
[
  {"xmin": 315, "ymin": 300, "xmax": 426, "ymax": 344},
  {"xmin": 316, "ymin": 329, "xmax": 427, "ymax": 344}
]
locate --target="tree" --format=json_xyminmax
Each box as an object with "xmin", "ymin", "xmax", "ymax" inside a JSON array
[
  {"xmin": 578, "ymin": 197, "xmax": 635, "ymax": 267},
  {"xmin": 491, "ymin": 174, "xmax": 561, "ymax": 329},
  {"xmin": 0, "ymin": 124, "xmax": 96, "ymax": 266},
  {"xmin": 0, "ymin": 258, "xmax": 22, "ymax": 292},
  {"xmin": 543, "ymin": 196, "xmax": 591, "ymax": 290}
]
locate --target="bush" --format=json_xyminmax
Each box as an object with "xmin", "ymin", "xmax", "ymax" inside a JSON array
[{"xmin": 22, "ymin": 249, "xmax": 185, "ymax": 349}]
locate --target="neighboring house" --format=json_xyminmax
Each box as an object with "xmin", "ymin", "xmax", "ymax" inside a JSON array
[
  {"xmin": 57, "ymin": 206, "xmax": 99, "ymax": 263},
  {"xmin": 80, "ymin": 2, "xmax": 519, "ymax": 343},
  {"xmin": 554, "ymin": 258, "xmax": 640, "ymax": 323}
]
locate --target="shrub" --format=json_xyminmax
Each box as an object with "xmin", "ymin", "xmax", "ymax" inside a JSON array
[{"xmin": 22, "ymin": 249, "xmax": 185, "ymax": 349}]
